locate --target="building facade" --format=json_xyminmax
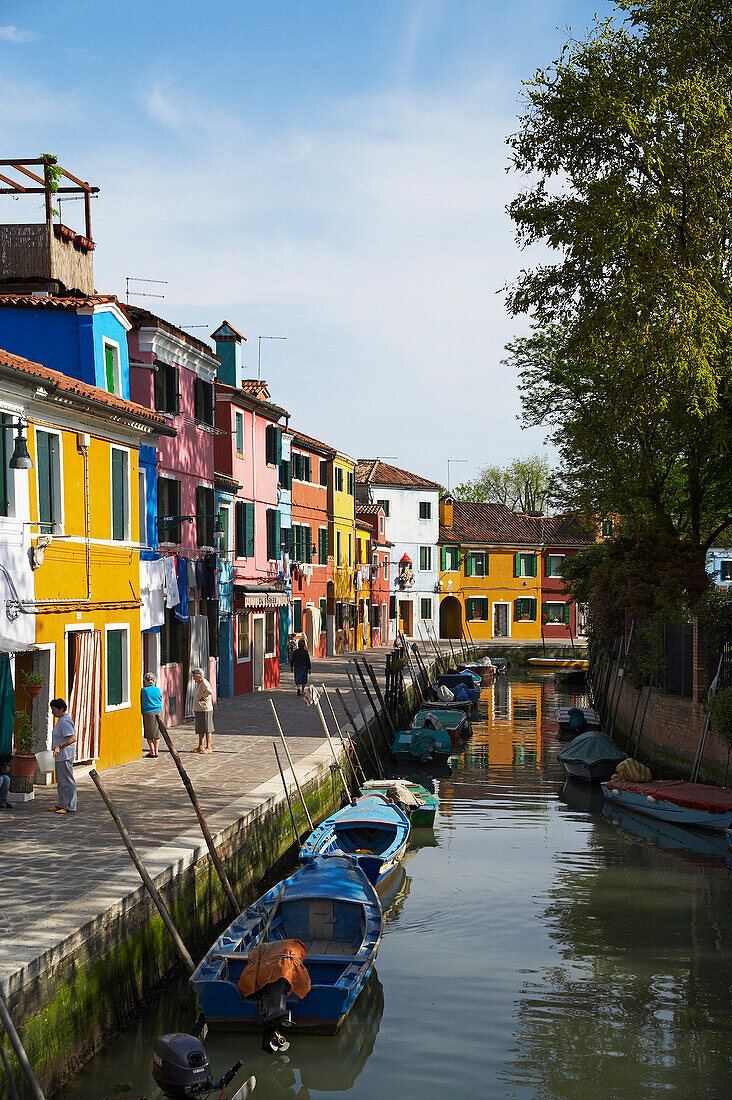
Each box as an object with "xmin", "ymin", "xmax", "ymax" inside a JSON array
[
  {"xmin": 330, "ymin": 451, "xmax": 356, "ymax": 654},
  {"xmin": 287, "ymin": 429, "xmax": 334, "ymax": 659},
  {"xmin": 355, "ymin": 504, "xmax": 391, "ymax": 647}
]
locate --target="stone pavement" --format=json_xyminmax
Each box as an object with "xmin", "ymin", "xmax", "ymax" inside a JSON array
[{"xmin": 0, "ymin": 646, "xmax": 418, "ymax": 986}]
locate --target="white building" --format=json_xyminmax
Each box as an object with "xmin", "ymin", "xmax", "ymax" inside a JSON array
[{"xmin": 356, "ymin": 460, "xmax": 440, "ymax": 640}]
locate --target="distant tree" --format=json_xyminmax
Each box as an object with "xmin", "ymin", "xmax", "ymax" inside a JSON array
[{"xmin": 453, "ymin": 455, "xmax": 553, "ymax": 513}]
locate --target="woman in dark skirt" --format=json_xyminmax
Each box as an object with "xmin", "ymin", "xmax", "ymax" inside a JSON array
[{"xmin": 290, "ymin": 638, "xmax": 311, "ymax": 696}]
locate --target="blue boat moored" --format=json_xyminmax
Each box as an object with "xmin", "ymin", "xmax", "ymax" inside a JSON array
[
  {"xmin": 434, "ymin": 673, "xmax": 481, "ymax": 707},
  {"xmin": 191, "ymin": 856, "xmax": 382, "ymax": 1039},
  {"xmin": 299, "ymin": 794, "xmax": 410, "ymax": 886}
]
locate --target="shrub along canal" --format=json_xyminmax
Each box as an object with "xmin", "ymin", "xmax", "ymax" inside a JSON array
[{"xmin": 65, "ymin": 672, "xmax": 732, "ymax": 1099}]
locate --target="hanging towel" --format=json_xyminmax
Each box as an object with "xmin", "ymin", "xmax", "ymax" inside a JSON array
[
  {"xmin": 174, "ymin": 555, "xmax": 189, "ymax": 622},
  {"xmin": 164, "ymin": 555, "xmax": 179, "ymax": 608},
  {"xmin": 187, "ymin": 559, "xmax": 197, "ymax": 591}
]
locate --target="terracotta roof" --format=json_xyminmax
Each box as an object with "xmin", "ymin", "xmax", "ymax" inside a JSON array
[
  {"xmin": 211, "ymin": 320, "xmax": 246, "ymax": 341},
  {"xmin": 0, "ymin": 293, "xmax": 119, "ymax": 310},
  {"xmin": 241, "ymin": 379, "xmax": 271, "ymax": 399},
  {"xmin": 523, "ymin": 513, "xmax": 595, "ymax": 547},
  {"xmin": 215, "ymin": 379, "xmax": 289, "ymax": 421},
  {"xmin": 356, "ymin": 458, "xmax": 440, "ymax": 491},
  {"xmin": 356, "ymin": 503, "xmax": 383, "ymax": 515},
  {"xmin": 0, "ymin": 347, "xmax": 175, "ymax": 433},
  {"xmin": 439, "ymin": 501, "xmax": 539, "ymax": 546},
  {"xmin": 214, "ymin": 471, "xmax": 242, "ymax": 491},
  {"xmin": 290, "ymin": 428, "xmax": 336, "ymax": 457},
  {"xmin": 124, "ymin": 304, "xmax": 218, "ymax": 361}
]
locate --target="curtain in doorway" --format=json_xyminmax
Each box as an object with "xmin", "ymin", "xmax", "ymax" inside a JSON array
[
  {"xmin": 0, "ymin": 653, "xmax": 14, "ymax": 756},
  {"xmin": 184, "ymin": 615, "xmax": 210, "ymax": 717},
  {"xmin": 69, "ymin": 630, "xmax": 101, "ymax": 761}
]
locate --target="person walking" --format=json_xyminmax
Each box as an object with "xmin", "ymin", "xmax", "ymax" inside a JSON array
[
  {"xmin": 290, "ymin": 638, "xmax": 311, "ymax": 696},
  {"xmin": 50, "ymin": 698, "xmax": 77, "ymax": 814},
  {"xmin": 192, "ymin": 667, "xmax": 214, "ymax": 753},
  {"xmin": 141, "ymin": 672, "xmax": 164, "ymax": 757}
]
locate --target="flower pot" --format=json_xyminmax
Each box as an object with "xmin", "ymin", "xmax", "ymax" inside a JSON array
[
  {"xmin": 24, "ymin": 684, "xmax": 43, "ymax": 698},
  {"xmin": 11, "ymin": 753, "xmax": 37, "ymax": 779}
]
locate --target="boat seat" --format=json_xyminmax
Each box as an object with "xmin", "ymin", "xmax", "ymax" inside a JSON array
[{"xmin": 301, "ymin": 939, "xmax": 354, "ymax": 955}]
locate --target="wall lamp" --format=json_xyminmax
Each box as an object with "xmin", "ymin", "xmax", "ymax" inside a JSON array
[
  {"xmin": 6, "ymin": 418, "xmax": 33, "ymax": 470},
  {"xmin": 157, "ymin": 515, "xmax": 225, "ymax": 538}
]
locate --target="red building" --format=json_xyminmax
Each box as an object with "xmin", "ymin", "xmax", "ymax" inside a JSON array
[
  {"xmin": 286, "ymin": 429, "xmax": 335, "ymax": 659},
  {"xmin": 528, "ymin": 514, "xmax": 593, "ymax": 642},
  {"xmin": 355, "ymin": 504, "xmax": 391, "ymax": 647}
]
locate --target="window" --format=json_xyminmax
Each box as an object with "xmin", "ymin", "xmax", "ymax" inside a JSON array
[
  {"xmin": 236, "ymin": 612, "xmax": 250, "ymax": 660},
  {"xmin": 335, "ymin": 467, "xmax": 344, "ymax": 493},
  {"xmin": 347, "ymin": 471, "xmax": 354, "ymax": 496},
  {"xmin": 721, "ymin": 560, "xmax": 732, "ymax": 582},
  {"xmin": 161, "ymin": 607, "xmax": 184, "ymax": 665},
  {"xmin": 265, "ymin": 425, "xmax": 282, "ymax": 466},
  {"xmin": 111, "ymin": 447, "xmax": 130, "ymax": 541},
  {"xmin": 514, "ymin": 552, "xmax": 537, "ymax": 578},
  {"xmin": 293, "ymin": 453, "xmax": 312, "ymax": 482},
  {"xmin": 319, "ymin": 460, "xmax": 328, "ymax": 487},
  {"xmin": 293, "ymin": 598, "xmax": 302, "ymax": 633},
  {"xmin": 319, "ymin": 596, "xmax": 327, "ymax": 623},
  {"xmin": 279, "ymin": 457, "xmax": 292, "ymax": 490},
  {"xmin": 293, "ymin": 524, "xmax": 312, "ymax": 563},
  {"xmin": 601, "ymin": 518, "xmax": 614, "ymax": 538},
  {"xmin": 335, "ymin": 602, "xmax": 345, "ymax": 630},
  {"xmin": 138, "ymin": 468, "xmax": 147, "ymax": 546},
  {"xmin": 465, "ymin": 551, "xmax": 487, "ymax": 577},
  {"xmin": 543, "ymin": 602, "xmax": 570, "ymax": 624},
  {"xmin": 36, "ymin": 429, "xmax": 62, "ymax": 534},
  {"xmin": 235, "ymin": 501, "xmax": 255, "ymax": 558},
  {"xmin": 194, "ymin": 379, "xmax": 215, "ymax": 426},
  {"xmin": 235, "ymin": 412, "xmax": 245, "ymax": 456},
  {"xmin": 0, "ymin": 415, "xmax": 15, "ymax": 518},
  {"xmin": 420, "ymin": 598, "xmax": 432, "ymax": 620},
  {"xmin": 419, "ymin": 546, "xmax": 432, "ymax": 571},
  {"xmin": 376, "ymin": 499, "xmax": 390, "ymax": 517},
  {"xmin": 466, "ymin": 598, "xmax": 489, "ymax": 621},
  {"xmin": 266, "ymin": 507, "xmax": 281, "ymax": 560},
  {"xmin": 389, "ymin": 594, "xmax": 396, "ymax": 619},
  {"xmin": 336, "ymin": 530, "xmax": 342, "ymax": 566},
  {"xmin": 105, "ymin": 625, "xmax": 129, "ymax": 709},
  {"xmin": 379, "ymin": 516, "xmax": 384, "ymax": 537},
  {"xmin": 154, "ymin": 361, "xmax": 179, "ymax": 414},
  {"xmin": 441, "ymin": 546, "xmax": 460, "ymax": 571},
  {"xmin": 419, "ymin": 501, "xmax": 431, "ymax": 520},
  {"xmin": 157, "ymin": 477, "xmax": 181, "ymax": 542},
  {"xmin": 546, "ymin": 554, "xmax": 565, "ymax": 577},
  {"xmin": 103, "ymin": 340, "xmax": 121, "ymax": 395},
  {"xmin": 196, "ymin": 485, "xmax": 215, "ymax": 547},
  {"xmin": 318, "ymin": 527, "xmax": 328, "ymax": 565},
  {"xmin": 515, "ymin": 597, "xmax": 537, "ymax": 621},
  {"xmin": 371, "ymin": 603, "xmax": 381, "ymax": 629},
  {"xmin": 348, "ymin": 533, "xmax": 353, "ymax": 566},
  {"xmin": 265, "ymin": 611, "xmax": 276, "ymax": 655}
]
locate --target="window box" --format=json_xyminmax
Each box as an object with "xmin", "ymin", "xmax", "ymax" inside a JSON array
[{"xmin": 543, "ymin": 602, "xmax": 570, "ymax": 624}]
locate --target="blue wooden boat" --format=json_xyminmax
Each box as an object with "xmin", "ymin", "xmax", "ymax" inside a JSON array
[
  {"xmin": 434, "ymin": 673, "xmax": 481, "ymax": 707},
  {"xmin": 392, "ymin": 724, "xmax": 453, "ymax": 764},
  {"xmin": 299, "ymin": 794, "xmax": 410, "ymax": 886},
  {"xmin": 602, "ymin": 780, "xmax": 732, "ymax": 830},
  {"xmin": 413, "ymin": 707, "xmax": 472, "ymax": 744},
  {"xmin": 191, "ymin": 855, "xmax": 382, "ymax": 1037}
]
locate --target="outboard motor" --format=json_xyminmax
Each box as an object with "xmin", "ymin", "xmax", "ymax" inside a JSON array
[
  {"xmin": 152, "ymin": 1033, "xmax": 254, "ymax": 1098},
  {"xmin": 258, "ymin": 978, "xmax": 292, "ymax": 1053}
]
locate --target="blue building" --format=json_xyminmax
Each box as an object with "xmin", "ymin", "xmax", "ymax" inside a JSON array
[
  {"xmin": 215, "ymin": 474, "xmax": 239, "ymax": 697},
  {"xmin": 706, "ymin": 548, "xmax": 732, "ymax": 590}
]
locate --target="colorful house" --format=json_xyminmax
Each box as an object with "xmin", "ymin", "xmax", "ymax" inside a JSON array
[
  {"xmin": 214, "ymin": 472, "xmax": 240, "ymax": 697},
  {"xmin": 211, "ymin": 323, "xmax": 290, "ymax": 693},
  {"xmin": 0, "ymin": 346, "xmax": 173, "ymax": 771},
  {"xmin": 330, "ymin": 450, "xmax": 356, "ymax": 653},
  {"xmin": 355, "ymin": 504, "xmax": 391, "ymax": 647},
  {"xmin": 355, "ymin": 518, "xmax": 372, "ymax": 650},
  {"xmin": 287, "ymin": 429, "xmax": 334, "ymax": 659},
  {"xmin": 531, "ymin": 514, "xmax": 593, "ymax": 641}
]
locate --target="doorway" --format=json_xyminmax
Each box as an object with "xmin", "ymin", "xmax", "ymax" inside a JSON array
[
  {"xmin": 398, "ymin": 600, "xmax": 413, "ymax": 636},
  {"xmin": 253, "ymin": 616, "xmax": 265, "ymax": 690},
  {"xmin": 439, "ymin": 595, "xmax": 462, "ymax": 639},
  {"xmin": 493, "ymin": 602, "xmax": 510, "ymax": 638}
]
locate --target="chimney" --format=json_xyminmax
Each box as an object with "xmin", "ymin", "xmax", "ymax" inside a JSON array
[
  {"xmin": 440, "ymin": 496, "xmax": 454, "ymax": 528},
  {"xmin": 211, "ymin": 320, "xmax": 245, "ymax": 387}
]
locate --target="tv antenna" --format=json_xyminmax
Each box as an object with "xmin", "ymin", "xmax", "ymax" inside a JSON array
[
  {"xmin": 258, "ymin": 335, "xmax": 286, "ymax": 380},
  {"xmin": 125, "ymin": 277, "xmax": 167, "ymax": 303}
]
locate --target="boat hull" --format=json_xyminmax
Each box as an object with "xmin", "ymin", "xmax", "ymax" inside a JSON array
[
  {"xmin": 360, "ymin": 781, "xmax": 438, "ymax": 828},
  {"xmin": 602, "ymin": 784, "xmax": 732, "ymax": 830},
  {"xmin": 529, "ymin": 658, "xmax": 588, "ymax": 670},
  {"xmin": 561, "ymin": 759, "xmax": 618, "ymax": 783},
  {"xmin": 299, "ymin": 795, "xmax": 411, "ymax": 886}
]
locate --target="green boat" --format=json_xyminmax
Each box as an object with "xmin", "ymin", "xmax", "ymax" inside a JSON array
[{"xmin": 360, "ymin": 780, "xmax": 438, "ymax": 828}]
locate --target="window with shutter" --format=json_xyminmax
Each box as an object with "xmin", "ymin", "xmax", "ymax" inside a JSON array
[
  {"xmin": 304, "ymin": 456, "xmax": 311, "ymax": 482},
  {"xmin": 266, "ymin": 426, "xmax": 275, "ymax": 466},
  {"xmin": 319, "ymin": 597, "xmax": 327, "ymax": 622},
  {"xmin": 347, "ymin": 471, "xmax": 354, "ymax": 495},
  {"xmin": 564, "ymin": 603, "xmax": 572, "ymax": 625},
  {"xmin": 196, "ymin": 485, "xmax": 215, "ymax": 546},
  {"xmin": 235, "ymin": 412, "xmax": 244, "ymax": 455},
  {"xmin": 166, "ymin": 365, "xmax": 179, "ymax": 414},
  {"xmin": 419, "ymin": 546, "xmax": 432, "ymax": 571},
  {"xmin": 244, "ymin": 502, "xmax": 255, "ymax": 557},
  {"xmin": 304, "ymin": 526, "xmax": 312, "ymax": 564},
  {"xmin": 235, "ymin": 501, "xmax": 245, "ymax": 558},
  {"xmin": 335, "ymin": 467, "xmax": 343, "ymax": 492},
  {"xmin": 279, "ymin": 458, "xmax": 291, "ymax": 490},
  {"xmin": 319, "ymin": 528, "xmax": 328, "ymax": 565},
  {"xmin": 293, "ymin": 599, "xmax": 302, "ymax": 632},
  {"xmin": 376, "ymin": 498, "xmax": 389, "ymax": 516},
  {"xmin": 266, "ymin": 508, "xmax": 280, "ymax": 559},
  {"xmin": 320, "ymin": 460, "xmax": 328, "ymax": 486},
  {"xmin": 111, "ymin": 448, "xmax": 128, "ymax": 541},
  {"xmin": 105, "ymin": 627, "xmax": 129, "ymax": 709}
]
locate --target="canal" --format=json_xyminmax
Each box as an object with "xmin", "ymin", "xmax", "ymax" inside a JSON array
[{"xmin": 66, "ymin": 672, "xmax": 732, "ymax": 1099}]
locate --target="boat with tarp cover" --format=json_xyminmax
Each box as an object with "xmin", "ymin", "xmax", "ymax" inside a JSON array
[
  {"xmin": 602, "ymin": 780, "xmax": 732, "ymax": 830},
  {"xmin": 412, "ymin": 707, "xmax": 472, "ymax": 745},
  {"xmin": 558, "ymin": 732, "xmax": 626, "ymax": 782},
  {"xmin": 191, "ymin": 855, "xmax": 382, "ymax": 1037},
  {"xmin": 299, "ymin": 794, "xmax": 410, "ymax": 886}
]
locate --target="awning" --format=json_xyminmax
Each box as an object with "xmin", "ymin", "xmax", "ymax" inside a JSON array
[
  {"xmin": 0, "ymin": 636, "xmax": 38, "ymax": 654},
  {"xmin": 233, "ymin": 584, "xmax": 288, "ymax": 610}
]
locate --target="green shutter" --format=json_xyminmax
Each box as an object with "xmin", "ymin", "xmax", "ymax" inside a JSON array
[
  {"xmin": 305, "ymin": 526, "xmax": 312, "ymax": 564},
  {"xmin": 107, "ymin": 629, "xmax": 123, "ymax": 706},
  {"xmin": 244, "ymin": 502, "xmax": 255, "ymax": 557},
  {"xmin": 440, "ymin": 546, "xmax": 446, "ymax": 570},
  {"xmin": 276, "ymin": 426, "xmax": 282, "ymax": 465},
  {"xmin": 293, "ymin": 600, "xmax": 302, "ymax": 632},
  {"xmin": 466, "ymin": 553, "xmax": 474, "ymax": 577},
  {"xmin": 482, "ymin": 599, "xmax": 489, "ymax": 620},
  {"xmin": 36, "ymin": 431, "xmax": 52, "ymax": 530},
  {"xmin": 564, "ymin": 603, "xmax": 571, "ymax": 625},
  {"xmin": 111, "ymin": 449, "xmax": 125, "ymax": 540},
  {"xmin": 319, "ymin": 597, "xmax": 327, "ymax": 621},
  {"xmin": 514, "ymin": 552, "xmax": 521, "ymax": 577},
  {"xmin": 319, "ymin": 528, "xmax": 328, "ymax": 564},
  {"xmin": 530, "ymin": 598, "xmax": 537, "ymax": 620},
  {"xmin": 484, "ymin": 552, "xmax": 489, "ymax": 575},
  {"xmin": 105, "ymin": 345, "xmax": 116, "ymax": 392},
  {"xmin": 466, "ymin": 599, "xmax": 475, "ymax": 621},
  {"xmin": 266, "ymin": 508, "xmax": 278, "ymax": 559},
  {"xmin": 530, "ymin": 554, "xmax": 537, "ymax": 578},
  {"xmin": 515, "ymin": 598, "xmax": 522, "ymax": 621}
]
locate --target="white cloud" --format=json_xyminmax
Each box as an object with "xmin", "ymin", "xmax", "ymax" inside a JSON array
[{"xmin": 0, "ymin": 26, "xmax": 37, "ymax": 43}]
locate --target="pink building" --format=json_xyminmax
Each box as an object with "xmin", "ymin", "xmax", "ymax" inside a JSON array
[
  {"xmin": 355, "ymin": 504, "xmax": 392, "ymax": 647},
  {"xmin": 127, "ymin": 306, "xmax": 219, "ymax": 726}
]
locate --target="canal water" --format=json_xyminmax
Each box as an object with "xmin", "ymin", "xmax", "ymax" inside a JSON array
[{"xmin": 67, "ymin": 673, "xmax": 732, "ymax": 1099}]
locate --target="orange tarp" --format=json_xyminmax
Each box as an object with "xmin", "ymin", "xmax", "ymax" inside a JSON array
[{"xmin": 237, "ymin": 939, "xmax": 311, "ymax": 1001}]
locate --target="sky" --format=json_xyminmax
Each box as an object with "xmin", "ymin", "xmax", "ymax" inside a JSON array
[{"xmin": 0, "ymin": 0, "xmax": 611, "ymax": 487}]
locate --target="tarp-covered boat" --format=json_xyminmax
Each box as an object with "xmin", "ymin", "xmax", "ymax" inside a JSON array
[
  {"xmin": 191, "ymin": 856, "xmax": 382, "ymax": 1036},
  {"xmin": 412, "ymin": 707, "xmax": 471, "ymax": 745},
  {"xmin": 299, "ymin": 794, "xmax": 410, "ymax": 885},
  {"xmin": 433, "ymin": 673, "xmax": 481, "ymax": 707},
  {"xmin": 392, "ymin": 723, "xmax": 453, "ymax": 765},
  {"xmin": 555, "ymin": 706, "xmax": 601, "ymax": 736},
  {"xmin": 602, "ymin": 780, "xmax": 732, "ymax": 830},
  {"xmin": 360, "ymin": 779, "xmax": 438, "ymax": 827},
  {"xmin": 558, "ymin": 732, "xmax": 626, "ymax": 782}
]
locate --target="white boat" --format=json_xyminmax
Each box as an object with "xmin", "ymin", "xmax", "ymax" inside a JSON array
[{"xmin": 602, "ymin": 780, "xmax": 732, "ymax": 831}]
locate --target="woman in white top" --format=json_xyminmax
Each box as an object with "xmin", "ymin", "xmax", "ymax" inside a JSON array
[{"xmin": 192, "ymin": 667, "xmax": 214, "ymax": 753}]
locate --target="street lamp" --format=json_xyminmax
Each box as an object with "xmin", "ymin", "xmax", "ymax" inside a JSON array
[{"xmin": 6, "ymin": 419, "xmax": 33, "ymax": 470}]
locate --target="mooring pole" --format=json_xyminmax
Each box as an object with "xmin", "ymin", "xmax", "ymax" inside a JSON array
[
  {"xmin": 353, "ymin": 659, "xmax": 391, "ymax": 751},
  {"xmin": 323, "ymin": 686, "xmax": 366, "ymax": 782},
  {"xmin": 273, "ymin": 742, "xmax": 301, "ymax": 845},
  {"xmin": 363, "ymin": 658, "xmax": 397, "ymax": 740},
  {"xmin": 314, "ymin": 691, "xmax": 351, "ymax": 797},
  {"xmin": 0, "ymin": 997, "xmax": 42, "ymax": 1100},
  {"xmin": 336, "ymin": 686, "xmax": 383, "ymax": 777},
  {"xmin": 346, "ymin": 667, "xmax": 386, "ymax": 771},
  {"xmin": 269, "ymin": 701, "xmax": 315, "ymax": 831},
  {"xmin": 89, "ymin": 770, "xmax": 195, "ymax": 975},
  {"xmin": 157, "ymin": 722, "xmax": 240, "ymax": 916}
]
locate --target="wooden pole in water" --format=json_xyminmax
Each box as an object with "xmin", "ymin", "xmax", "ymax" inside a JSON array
[
  {"xmin": 346, "ymin": 666, "xmax": 387, "ymax": 770},
  {"xmin": 269, "ymin": 701, "xmax": 314, "ymax": 831},
  {"xmin": 0, "ymin": 1039, "xmax": 20, "ymax": 1100},
  {"xmin": 323, "ymin": 686, "xmax": 366, "ymax": 782},
  {"xmin": 89, "ymin": 770, "xmax": 195, "ymax": 975},
  {"xmin": 608, "ymin": 621, "xmax": 635, "ymax": 740},
  {"xmin": 353, "ymin": 659, "xmax": 391, "ymax": 751},
  {"xmin": 157, "ymin": 721, "xmax": 240, "ymax": 916},
  {"xmin": 363, "ymin": 658, "xmax": 397, "ymax": 739},
  {"xmin": 0, "ymin": 997, "xmax": 43, "ymax": 1100},
  {"xmin": 313, "ymin": 692, "xmax": 351, "ymax": 797},
  {"xmin": 273, "ymin": 741, "xmax": 300, "ymax": 845},
  {"xmin": 336, "ymin": 686, "xmax": 382, "ymax": 777},
  {"xmin": 690, "ymin": 653, "xmax": 724, "ymax": 783}
]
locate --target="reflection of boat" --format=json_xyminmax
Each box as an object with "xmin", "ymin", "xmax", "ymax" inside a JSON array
[
  {"xmin": 554, "ymin": 668, "xmax": 587, "ymax": 688},
  {"xmin": 191, "ymin": 856, "xmax": 382, "ymax": 1035},
  {"xmin": 603, "ymin": 803, "xmax": 727, "ymax": 861},
  {"xmin": 558, "ymin": 777, "xmax": 606, "ymax": 814},
  {"xmin": 558, "ymin": 732, "xmax": 626, "ymax": 782},
  {"xmin": 602, "ymin": 780, "xmax": 732, "ymax": 830},
  {"xmin": 360, "ymin": 779, "xmax": 438, "ymax": 827},
  {"xmin": 528, "ymin": 658, "xmax": 588, "ymax": 670},
  {"xmin": 378, "ymin": 863, "xmax": 412, "ymax": 921},
  {"xmin": 392, "ymin": 761, "xmax": 452, "ymax": 782},
  {"xmin": 300, "ymin": 795, "xmax": 410, "ymax": 886}
]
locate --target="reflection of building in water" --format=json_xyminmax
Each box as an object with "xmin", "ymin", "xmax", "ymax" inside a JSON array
[{"xmin": 472, "ymin": 679, "xmax": 544, "ymax": 769}]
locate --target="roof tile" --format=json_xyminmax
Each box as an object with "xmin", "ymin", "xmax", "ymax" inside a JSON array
[{"xmin": 356, "ymin": 458, "xmax": 440, "ymax": 491}]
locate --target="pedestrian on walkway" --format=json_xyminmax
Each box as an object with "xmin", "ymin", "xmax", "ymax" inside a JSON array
[
  {"xmin": 50, "ymin": 698, "xmax": 77, "ymax": 814},
  {"xmin": 141, "ymin": 672, "xmax": 164, "ymax": 757},
  {"xmin": 192, "ymin": 668, "xmax": 214, "ymax": 753},
  {"xmin": 290, "ymin": 638, "xmax": 311, "ymax": 696},
  {"xmin": 0, "ymin": 752, "xmax": 12, "ymax": 809}
]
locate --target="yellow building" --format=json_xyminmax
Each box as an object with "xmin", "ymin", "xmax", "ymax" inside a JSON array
[
  {"xmin": 355, "ymin": 519, "xmax": 372, "ymax": 650},
  {"xmin": 438, "ymin": 497, "xmax": 542, "ymax": 643},
  {"xmin": 328, "ymin": 449, "xmax": 356, "ymax": 653},
  {"xmin": 0, "ymin": 350, "xmax": 173, "ymax": 771}
]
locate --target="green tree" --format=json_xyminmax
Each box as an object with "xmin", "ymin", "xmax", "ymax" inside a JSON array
[
  {"xmin": 453, "ymin": 455, "xmax": 553, "ymax": 512},
  {"xmin": 504, "ymin": 1, "xmax": 732, "ymax": 592}
]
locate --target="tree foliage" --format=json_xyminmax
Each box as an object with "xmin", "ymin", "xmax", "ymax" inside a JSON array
[
  {"xmin": 504, "ymin": 0, "xmax": 732, "ymax": 579},
  {"xmin": 453, "ymin": 455, "xmax": 553, "ymax": 512}
]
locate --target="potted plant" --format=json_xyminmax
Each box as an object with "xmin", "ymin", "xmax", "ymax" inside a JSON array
[
  {"xmin": 11, "ymin": 711, "xmax": 37, "ymax": 779},
  {"xmin": 22, "ymin": 670, "xmax": 45, "ymax": 698}
]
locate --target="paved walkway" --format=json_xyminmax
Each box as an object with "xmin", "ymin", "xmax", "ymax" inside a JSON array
[{"xmin": 0, "ymin": 647, "xmax": 411, "ymax": 984}]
